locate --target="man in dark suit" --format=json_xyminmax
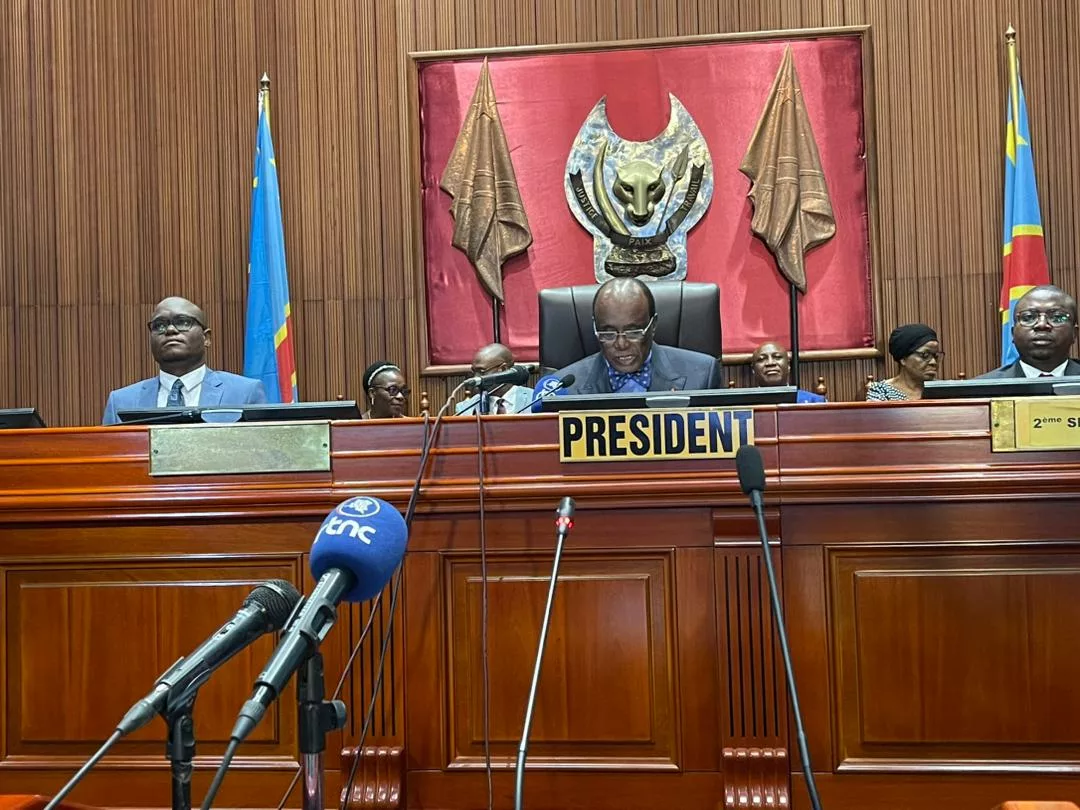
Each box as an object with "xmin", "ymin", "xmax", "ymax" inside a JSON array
[
  {"xmin": 554, "ymin": 278, "xmax": 722, "ymax": 394},
  {"xmin": 102, "ymin": 296, "xmax": 267, "ymax": 425},
  {"xmin": 977, "ymin": 285, "xmax": 1080, "ymax": 379}
]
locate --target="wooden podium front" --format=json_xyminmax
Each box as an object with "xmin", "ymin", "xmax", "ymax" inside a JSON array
[{"xmin": 0, "ymin": 402, "xmax": 1078, "ymax": 809}]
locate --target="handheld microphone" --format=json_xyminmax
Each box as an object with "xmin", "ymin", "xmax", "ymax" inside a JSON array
[
  {"xmin": 514, "ymin": 374, "xmax": 576, "ymax": 414},
  {"xmin": 465, "ymin": 364, "xmax": 535, "ymax": 390},
  {"xmin": 116, "ymin": 579, "xmax": 301, "ymax": 735},
  {"xmin": 229, "ymin": 496, "xmax": 409, "ymax": 744},
  {"xmin": 734, "ymin": 446, "xmax": 824, "ymax": 810},
  {"xmin": 514, "ymin": 497, "xmax": 576, "ymax": 810},
  {"xmin": 44, "ymin": 580, "xmax": 301, "ymax": 810}
]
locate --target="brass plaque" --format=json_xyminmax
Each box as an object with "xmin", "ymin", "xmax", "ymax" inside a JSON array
[
  {"xmin": 991, "ymin": 397, "xmax": 1080, "ymax": 452},
  {"xmin": 149, "ymin": 421, "xmax": 331, "ymax": 476}
]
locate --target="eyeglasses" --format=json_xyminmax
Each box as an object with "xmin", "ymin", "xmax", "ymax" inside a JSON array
[
  {"xmin": 372, "ymin": 385, "xmax": 410, "ymax": 398},
  {"xmin": 148, "ymin": 315, "xmax": 204, "ymax": 334},
  {"xmin": 1015, "ymin": 309, "xmax": 1074, "ymax": 328},
  {"xmin": 594, "ymin": 314, "xmax": 656, "ymax": 344},
  {"xmin": 912, "ymin": 349, "xmax": 944, "ymax": 362}
]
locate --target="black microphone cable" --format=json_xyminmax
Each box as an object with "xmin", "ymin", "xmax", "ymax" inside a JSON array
[{"xmin": 333, "ymin": 381, "xmax": 471, "ymax": 810}]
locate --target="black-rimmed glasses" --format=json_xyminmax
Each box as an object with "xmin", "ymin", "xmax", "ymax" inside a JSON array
[{"xmin": 148, "ymin": 315, "xmax": 204, "ymax": 334}]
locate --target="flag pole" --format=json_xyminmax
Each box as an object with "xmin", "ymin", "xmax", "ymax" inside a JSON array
[
  {"xmin": 789, "ymin": 285, "xmax": 800, "ymax": 390},
  {"xmin": 1005, "ymin": 25, "xmax": 1019, "ymax": 130},
  {"xmin": 492, "ymin": 298, "xmax": 502, "ymax": 343}
]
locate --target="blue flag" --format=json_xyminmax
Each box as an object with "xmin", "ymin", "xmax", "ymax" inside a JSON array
[{"xmin": 244, "ymin": 85, "xmax": 298, "ymax": 403}]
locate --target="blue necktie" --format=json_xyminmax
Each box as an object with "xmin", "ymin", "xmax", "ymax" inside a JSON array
[{"xmin": 167, "ymin": 379, "xmax": 185, "ymax": 407}]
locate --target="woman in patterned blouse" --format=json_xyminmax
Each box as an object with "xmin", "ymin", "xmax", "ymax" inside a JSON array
[{"xmin": 866, "ymin": 324, "xmax": 942, "ymax": 401}]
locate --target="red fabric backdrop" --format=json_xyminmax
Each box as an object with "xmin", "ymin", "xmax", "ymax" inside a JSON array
[{"xmin": 418, "ymin": 35, "xmax": 873, "ymax": 366}]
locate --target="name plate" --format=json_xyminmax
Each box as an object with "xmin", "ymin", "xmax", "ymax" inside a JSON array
[
  {"xmin": 559, "ymin": 408, "xmax": 754, "ymax": 462},
  {"xmin": 149, "ymin": 421, "xmax": 331, "ymax": 476},
  {"xmin": 990, "ymin": 397, "xmax": 1080, "ymax": 451}
]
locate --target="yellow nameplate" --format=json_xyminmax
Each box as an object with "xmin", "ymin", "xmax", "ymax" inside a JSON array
[
  {"xmin": 990, "ymin": 397, "xmax": 1080, "ymax": 451},
  {"xmin": 558, "ymin": 408, "xmax": 754, "ymax": 462}
]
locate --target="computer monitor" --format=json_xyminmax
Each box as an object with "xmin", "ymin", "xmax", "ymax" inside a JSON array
[
  {"xmin": 540, "ymin": 386, "xmax": 798, "ymax": 412},
  {"xmin": 0, "ymin": 408, "xmax": 46, "ymax": 429},
  {"xmin": 116, "ymin": 401, "xmax": 362, "ymax": 425},
  {"xmin": 922, "ymin": 377, "xmax": 1080, "ymax": 399}
]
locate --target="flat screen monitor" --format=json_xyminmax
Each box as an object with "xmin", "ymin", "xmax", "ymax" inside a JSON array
[
  {"xmin": 541, "ymin": 386, "xmax": 798, "ymax": 412},
  {"xmin": 922, "ymin": 377, "xmax": 1080, "ymax": 399},
  {"xmin": 0, "ymin": 408, "xmax": 46, "ymax": 429},
  {"xmin": 116, "ymin": 401, "xmax": 362, "ymax": 425}
]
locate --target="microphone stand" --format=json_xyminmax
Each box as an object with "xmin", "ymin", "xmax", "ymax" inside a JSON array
[
  {"xmin": 747, "ymin": 489, "xmax": 824, "ymax": 810},
  {"xmin": 514, "ymin": 503, "xmax": 575, "ymax": 810},
  {"xmin": 165, "ymin": 699, "xmax": 197, "ymax": 810},
  {"xmin": 297, "ymin": 653, "xmax": 347, "ymax": 810}
]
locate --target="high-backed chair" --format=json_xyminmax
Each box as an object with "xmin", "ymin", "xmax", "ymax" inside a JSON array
[{"xmin": 538, "ymin": 282, "xmax": 722, "ymax": 371}]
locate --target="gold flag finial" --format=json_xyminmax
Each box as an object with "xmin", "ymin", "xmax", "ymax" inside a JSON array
[{"xmin": 1005, "ymin": 24, "xmax": 1017, "ymax": 42}]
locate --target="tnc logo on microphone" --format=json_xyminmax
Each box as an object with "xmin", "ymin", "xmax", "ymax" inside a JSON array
[{"xmin": 323, "ymin": 497, "xmax": 382, "ymax": 545}]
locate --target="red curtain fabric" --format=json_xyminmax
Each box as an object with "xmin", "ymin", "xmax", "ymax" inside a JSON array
[{"xmin": 420, "ymin": 36, "xmax": 872, "ymax": 366}]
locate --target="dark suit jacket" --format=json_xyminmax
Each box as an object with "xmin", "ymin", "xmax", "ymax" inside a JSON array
[
  {"xmin": 976, "ymin": 358, "xmax": 1080, "ymax": 379},
  {"xmin": 102, "ymin": 368, "xmax": 267, "ymax": 425},
  {"xmin": 555, "ymin": 343, "xmax": 723, "ymax": 395}
]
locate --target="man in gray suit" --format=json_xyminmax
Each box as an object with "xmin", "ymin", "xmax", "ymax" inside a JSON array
[
  {"xmin": 554, "ymin": 278, "xmax": 722, "ymax": 394},
  {"xmin": 102, "ymin": 296, "xmax": 267, "ymax": 425},
  {"xmin": 978, "ymin": 285, "xmax": 1080, "ymax": 379}
]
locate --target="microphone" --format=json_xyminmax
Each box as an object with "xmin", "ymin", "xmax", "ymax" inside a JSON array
[
  {"xmin": 229, "ymin": 496, "xmax": 409, "ymax": 744},
  {"xmin": 514, "ymin": 373, "xmax": 576, "ymax": 414},
  {"xmin": 43, "ymin": 580, "xmax": 302, "ymax": 810},
  {"xmin": 734, "ymin": 446, "xmax": 824, "ymax": 810},
  {"xmin": 513, "ymin": 497, "xmax": 576, "ymax": 810},
  {"xmin": 465, "ymin": 363, "xmax": 535, "ymax": 390},
  {"xmin": 117, "ymin": 579, "xmax": 301, "ymax": 735}
]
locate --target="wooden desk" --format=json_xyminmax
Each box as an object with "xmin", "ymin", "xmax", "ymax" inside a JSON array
[{"xmin": 0, "ymin": 402, "xmax": 1078, "ymax": 809}]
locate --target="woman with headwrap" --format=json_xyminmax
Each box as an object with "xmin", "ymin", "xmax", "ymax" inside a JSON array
[
  {"xmin": 866, "ymin": 324, "xmax": 942, "ymax": 401},
  {"xmin": 362, "ymin": 361, "xmax": 410, "ymax": 419}
]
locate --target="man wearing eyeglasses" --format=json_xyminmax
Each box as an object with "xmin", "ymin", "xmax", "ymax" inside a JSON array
[
  {"xmin": 555, "ymin": 277, "xmax": 722, "ymax": 394},
  {"xmin": 455, "ymin": 343, "xmax": 535, "ymax": 415},
  {"xmin": 102, "ymin": 297, "xmax": 267, "ymax": 425},
  {"xmin": 978, "ymin": 285, "xmax": 1080, "ymax": 379}
]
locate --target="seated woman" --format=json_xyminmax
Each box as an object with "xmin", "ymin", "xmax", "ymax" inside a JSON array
[
  {"xmin": 866, "ymin": 325, "xmax": 942, "ymax": 401},
  {"xmin": 362, "ymin": 361, "xmax": 410, "ymax": 419}
]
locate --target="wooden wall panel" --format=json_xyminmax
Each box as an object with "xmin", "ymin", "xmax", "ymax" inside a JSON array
[{"xmin": 1, "ymin": 0, "xmax": 1077, "ymax": 423}]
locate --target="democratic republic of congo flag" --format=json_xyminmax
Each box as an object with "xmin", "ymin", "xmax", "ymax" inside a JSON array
[
  {"xmin": 244, "ymin": 79, "xmax": 298, "ymax": 403},
  {"xmin": 1000, "ymin": 36, "xmax": 1050, "ymax": 366}
]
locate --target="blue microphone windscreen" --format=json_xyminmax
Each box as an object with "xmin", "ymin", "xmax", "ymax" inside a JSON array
[
  {"xmin": 310, "ymin": 497, "xmax": 409, "ymax": 602},
  {"xmin": 531, "ymin": 375, "xmax": 569, "ymax": 413}
]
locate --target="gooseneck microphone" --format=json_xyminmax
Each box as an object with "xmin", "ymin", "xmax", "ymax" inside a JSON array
[
  {"xmin": 514, "ymin": 497, "xmax": 576, "ymax": 810},
  {"xmin": 201, "ymin": 496, "xmax": 409, "ymax": 810},
  {"xmin": 466, "ymin": 363, "xmax": 535, "ymax": 390},
  {"xmin": 43, "ymin": 580, "xmax": 302, "ymax": 810},
  {"xmin": 514, "ymin": 373, "xmax": 576, "ymax": 414},
  {"xmin": 735, "ymin": 446, "xmax": 823, "ymax": 810}
]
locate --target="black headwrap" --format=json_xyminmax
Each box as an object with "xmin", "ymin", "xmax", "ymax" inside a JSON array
[{"xmin": 888, "ymin": 324, "xmax": 938, "ymax": 362}]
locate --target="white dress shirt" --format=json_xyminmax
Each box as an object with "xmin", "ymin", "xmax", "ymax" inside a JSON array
[
  {"xmin": 157, "ymin": 364, "xmax": 208, "ymax": 406},
  {"xmin": 1018, "ymin": 359, "xmax": 1069, "ymax": 378}
]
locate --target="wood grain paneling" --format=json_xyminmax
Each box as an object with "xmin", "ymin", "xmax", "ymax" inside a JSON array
[
  {"xmin": 2, "ymin": 1, "xmax": 1077, "ymax": 423},
  {"xmin": 446, "ymin": 553, "xmax": 677, "ymax": 767},
  {"xmin": 831, "ymin": 548, "xmax": 1080, "ymax": 766}
]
